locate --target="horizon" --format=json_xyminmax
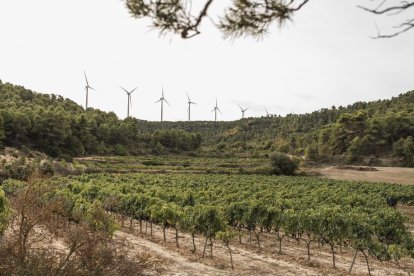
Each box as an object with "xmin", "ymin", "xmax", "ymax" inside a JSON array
[{"xmin": 1, "ymin": 78, "xmax": 411, "ymax": 123}]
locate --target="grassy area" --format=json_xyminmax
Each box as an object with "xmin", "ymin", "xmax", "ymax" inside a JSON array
[{"xmin": 74, "ymin": 155, "xmax": 271, "ymax": 175}]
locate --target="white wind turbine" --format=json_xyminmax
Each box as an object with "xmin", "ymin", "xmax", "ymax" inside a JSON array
[
  {"xmin": 238, "ymin": 105, "xmax": 248, "ymax": 119},
  {"xmin": 121, "ymin": 86, "xmax": 138, "ymax": 118},
  {"xmin": 212, "ymin": 99, "xmax": 222, "ymax": 122},
  {"xmin": 155, "ymin": 87, "xmax": 171, "ymax": 122},
  {"xmin": 264, "ymin": 106, "xmax": 270, "ymax": 117},
  {"xmin": 84, "ymin": 71, "xmax": 96, "ymax": 109},
  {"xmin": 186, "ymin": 92, "xmax": 197, "ymax": 122}
]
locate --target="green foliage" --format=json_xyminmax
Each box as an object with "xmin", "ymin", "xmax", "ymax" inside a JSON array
[
  {"xmin": 393, "ymin": 136, "xmax": 414, "ymax": 167},
  {"xmin": 151, "ymin": 129, "xmax": 201, "ymax": 153},
  {"xmin": 269, "ymin": 152, "xmax": 298, "ymax": 175},
  {"xmin": 43, "ymin": 172, "xmax": 414, "ymax": 265},
  {"xmin": 0, "ymin": 187, "xmax": 9, "ymax": 236},
  {"xmin": 1, "ymin": 81, "xmax": 413, "ymax": 165},
  {"xmin": 304, "ymin": 144, "xmax": 319, "ymax": 161}
]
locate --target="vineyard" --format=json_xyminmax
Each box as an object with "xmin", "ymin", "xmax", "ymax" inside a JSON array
[{"xmin": 3, "ymin": 173, "xmax": 414, "ymax": 274}]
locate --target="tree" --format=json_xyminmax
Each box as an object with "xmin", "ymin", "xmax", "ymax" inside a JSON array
[
  {"xmin": 124, "ymin": 0, "xmax": 414, "ymax": 39},
  {"xmin": 216, "ymin": 230, "xmax": 237, "ymax": 270},
  {"xmin": 269, "ymin": 152, "xmax": 298, "ymax": 175},
  {"xmin": 393, "ymin": 136, "xmax": 414, "ymax": 167},
  {"xmin": 358, "ymin": 1, "xmax": 414, "ymax": 38},
  {"xmin": 124, "ymin": 0, "xmax": 310, "ymax": 39},
  {"xmin": 193, "ymin": 205, "xmax": 225, "ymax": 258},
  {"xmin": 0, "ymin": 188, "xmax": 9, "ymax": 241}
]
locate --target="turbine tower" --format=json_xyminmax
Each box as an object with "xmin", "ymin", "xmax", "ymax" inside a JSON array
[
  {"xmin": 212, "ymin": 99, "xmax": 221, "ymax": 122},
  {"xmin": 238, "ymin": 105, "xmax": 248, "ymax": 119},
  {"xmin": 155, "ymin": 87, "xmax": 170, "ymax": 122},
  {"xmin": 187, "ymin": 92, "xmax": 197, "ymax": 122},
  {"xmin": 84, "ymin": 71, "xmax": 95, "ymax": 109},
  {"xmin": 121, "ymin": 86, "xmax": 138, "ymax": 118}
]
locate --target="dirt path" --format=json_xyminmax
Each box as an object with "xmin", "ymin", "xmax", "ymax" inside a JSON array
[
  {"xmin": 115, "ymin": 231, "xmax": 230, "ymax": 276},
  {"xmin": 118, "ymin": 219, "xmax": 413, "ymax": 276},
  {"xmin": 309, "ymin": 166, "xmax": 414, "ymax": 185}
]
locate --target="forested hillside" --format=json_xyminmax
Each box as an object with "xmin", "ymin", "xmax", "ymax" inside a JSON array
[
  {"xmin": 0, "ymin": 81, "xmax": 201, "ymax": 158},
  {"xmin": 0, "ymin": 80, "xmax": 413, "ymax": 165}
]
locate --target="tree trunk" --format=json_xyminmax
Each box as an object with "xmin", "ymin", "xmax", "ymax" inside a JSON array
[
  {"xmin": 210, "ymin": 237, "xmax": 213, "ymax": 258},
  {"xmin": 163, "ymin": 226, "xmax": 166, "ymax": 242},
  {"xmin": 202, "ymin": 236, "xmax": 209, "ymax": 258},
  {"xmin": 175, "ymin": 227, "xmax": 179, "ymax": 248},
  {"xmin": 254, "ymin": 230, "xmax": 261, "ymax": 251},
  {"xmin": 306, "ymin": 241, "xmax": 311, "ymax": 262},
  {"xmin": 227, "ymin": 244, "xmax": 234, "ymax": 270},
  {"xmin": 331, "ymin": 244, "xmax": 336, "ymax": 269},
  {"xmin": 192, "ymin": 233, "xmax": 196, "ymax": 253},
  {"xmin": 238, "ymin": 227, "xmax": 242, "ymax": 244},
  {"xmin": 277, "ymin": 236, "xmax": 283, "ymax": 254},
  {"xmin": 150, "ymin": 221, "xmax": 153, "ymax": 237},
  {"xmin": 145, "ymin": 221, "xmax": 148, "ymax": 234},
  {"xmin": 121, "ymin": 216, "xmax": 125, "ymax": 227},
  {"xmin": 249, "ymin": 230, "xmax": 252, "ymax": 245},
  {"xmin": 139, "ymin": 220, "xmax": 142, "ymax": 234},
  {"xmin": 129, "ymin": 218, "xmax": 133, "ymax": 230},
  {"xmin": 362, "ymin": 250, "xmax": 371, "ymax": 276},
  {"xmin": 349, "ymin": 250, "xmax": 358, "ymax": 275}
]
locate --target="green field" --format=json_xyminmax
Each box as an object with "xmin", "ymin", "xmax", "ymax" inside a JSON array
[{"xmin": 28, "ymin": 172, "xmax": 413, "ymax": 267}]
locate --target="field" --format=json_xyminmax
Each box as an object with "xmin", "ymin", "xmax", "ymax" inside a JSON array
[
  {"xmin": 42, "ymin": 168, "xmax": 414, "ymax": 275},
  {"xmin": 310, "ymin": 166, "xmax": 414, "ymax": 185},
  {"xmin": 3, "ymin": 155, "xmax": 414, "ymax": 275}
]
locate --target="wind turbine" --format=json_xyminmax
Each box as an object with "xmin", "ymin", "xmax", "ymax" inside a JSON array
[
  {"xmin": 186, "ymin": 92, "xmax": 197, "ymax": 122},
  {"xmin": 84, "ymin": 71, "xmax": 96, "ymax": 109},
  {"xmin": 121, "ymin": 86, "xmax": 138, "ymax": 118},
  {"xmin": 238, "ymin": 105, "xmax": 248, "ymax": 119},
  {"xmin": 264, "ymin": 106, "xmax": 270, "ymax": 117},
  {"xmin": 212, "ymin": 99, "xmax": 221, "ymax": 122},
  {"xmin": 155, "ymin": 87, "xmax": 170, "ymax": 122}
]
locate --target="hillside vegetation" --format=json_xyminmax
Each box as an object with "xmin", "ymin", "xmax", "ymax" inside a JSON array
[{"xmin": 0, "ymin": 80, "xmax": 413, "ymax": 166}]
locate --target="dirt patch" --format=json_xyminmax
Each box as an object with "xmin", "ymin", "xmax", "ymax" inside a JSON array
[
  {"xmin": 118, "ymin": 218, "xmax": 413, "ymax": 276},
  {"xmin": 308, "ymin": 166, "xmax": 414, "ymax": 185},
  {"xmin": 335, "ymin": 165, "xmax": 378, "ymax": 172}
]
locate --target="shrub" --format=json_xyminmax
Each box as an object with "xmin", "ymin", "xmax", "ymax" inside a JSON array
[
  {"xmin": 393, "ymin": 136, "xmax": 414, "ymax": 167},
  {"xmin": 269, "ymin": 152, "xmax": 298, "ymax": 176}
]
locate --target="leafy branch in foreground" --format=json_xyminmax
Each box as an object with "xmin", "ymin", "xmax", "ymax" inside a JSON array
[
  {"xmin": 124, "ymin": 0, "xmax": 309, "ymax": 39},
  {"xmin": 358, "ymin": 0, "xmax": 414, "ymax": 38}
]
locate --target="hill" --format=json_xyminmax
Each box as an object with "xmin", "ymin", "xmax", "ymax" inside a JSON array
[{"xmin": 0, "ymin": 80, "xmax": 413, "ymax": 165}]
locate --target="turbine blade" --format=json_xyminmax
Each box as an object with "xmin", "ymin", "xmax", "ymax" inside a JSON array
[
  {"xmin": 155, "ymin": 99, "xmax": 162, "ymax": 103},
  {"xmin": 121, "ymin": 86, "xmax": 129, "ymax": 94},
  {"xmin": 89, "ymin": 86, "xmax": 96, "ymax": 91},
  {"xmin": 131, "ymin": 87, "xmax": 138, "ymax": 94},
  {"xmin": 129, "ymin": 95, "xmax": 133, "ymax": 107},
  {"xmin": 186, "ymin": 92, "xmax": 191, "ymax": 102},
  {"xmin": 164, "ymin": 98, "xmax": 171, "ymax": 106},
  {"xmin": 84, "ymin": 71, "xmax": 89, "ymax": 86}
]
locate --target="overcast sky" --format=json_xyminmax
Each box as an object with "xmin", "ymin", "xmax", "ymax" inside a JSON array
[{"xmin": 0, "ymin": 0, "xmax": 413, "ymax": 121}]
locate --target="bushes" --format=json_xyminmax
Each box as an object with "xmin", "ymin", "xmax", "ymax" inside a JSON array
[
  {"xmin": 393, "ymin": 136, "xmax": 414, "ymax": 167},
  {"xmin": 269, "ymin": 152, "xmax": 299, "ymax": 175}
]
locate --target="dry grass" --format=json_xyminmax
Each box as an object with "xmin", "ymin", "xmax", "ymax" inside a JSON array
[{"xmin": 307, "ymin": 166, "xmax": 414, "ymax": 185}]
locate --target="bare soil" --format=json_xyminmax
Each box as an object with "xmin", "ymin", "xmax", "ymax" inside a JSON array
[
  {"xmin": 308, "ymin": 166, "xmax": 414, "ymax": 185},
  {"xmin": 118, "ymin": 218, "xmax": 414, "ymax": 276}
]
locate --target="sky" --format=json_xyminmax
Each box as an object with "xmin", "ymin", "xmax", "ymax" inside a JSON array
[{"xmin": 0, "ymin": 0, "xmax": 413, "ymax": 121}]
